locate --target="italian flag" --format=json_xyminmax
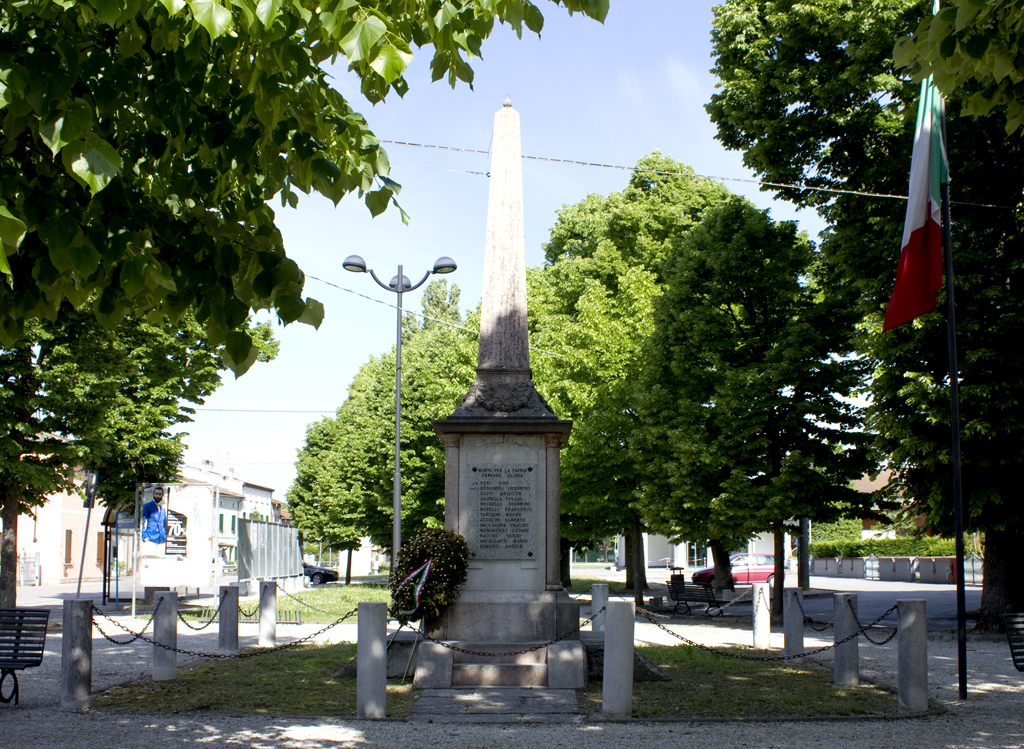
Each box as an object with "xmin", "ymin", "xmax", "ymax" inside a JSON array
[{"xmin": 883, "ymin": 76, "xmax": 949, "ymax": 332}]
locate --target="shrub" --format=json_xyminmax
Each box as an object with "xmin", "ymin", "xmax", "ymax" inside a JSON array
[
  {"xmin": 809, "ymin": 536, "xmax": 957, "ymax": 558},
  {"xmin": 389, "ymin": 529, "xmax": 469, "ymax": 624},
  {"xmin": 810, "ymin": 518, "xmax": 863, "ymax": 544}
]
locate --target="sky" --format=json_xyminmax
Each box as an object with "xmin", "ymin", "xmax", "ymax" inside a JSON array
[{"xmin": 176, "ymin": 0, "xmax": 829, "ymax": 497}]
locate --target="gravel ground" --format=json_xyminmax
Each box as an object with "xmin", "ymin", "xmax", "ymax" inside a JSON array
[{"xmin": 2, "ymin": 607, "xmax": 1022, "ymax": 748}]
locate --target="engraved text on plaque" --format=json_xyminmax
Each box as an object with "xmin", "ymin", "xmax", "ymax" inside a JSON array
[{"xmin": 466, "ymin": 463, "xmax": 536, "ymax": 559}]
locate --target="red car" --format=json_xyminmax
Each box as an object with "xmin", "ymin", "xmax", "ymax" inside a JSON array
[{"xmin": 691, "ymin": 553, "xmax": 776, "ymax": 587}]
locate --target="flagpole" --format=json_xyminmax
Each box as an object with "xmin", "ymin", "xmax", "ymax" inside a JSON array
[{"xmin": 940, "ymin": 179, "xmax": 968, "ymax": 700}]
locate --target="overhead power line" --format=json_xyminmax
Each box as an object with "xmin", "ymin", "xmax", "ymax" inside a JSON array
[
  {"xmin": 380, "ymin": 139, "xmax": 1011, "ymax": 210},
  {"xmin": 305, "ymin": 274, "xmax": 567, "ymax": 358}
]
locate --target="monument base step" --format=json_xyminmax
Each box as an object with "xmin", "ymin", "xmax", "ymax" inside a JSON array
[
  {"xmin": 414, "ymin": 640, "xmax": 586, "ymax": 689},
  {"xmin": 452, "ymin": 663, "xmax": 546, "ymax": 687}
]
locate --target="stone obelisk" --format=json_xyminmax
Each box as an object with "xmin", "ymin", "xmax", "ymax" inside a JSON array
[{"xmin": 422, "ymin": 101, "xmax": 582, "ymax": 689}]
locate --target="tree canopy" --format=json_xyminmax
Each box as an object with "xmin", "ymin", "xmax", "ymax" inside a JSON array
[
  {"xmin": 288, "ymin": 280, "xmax": 475, "ymax": 548},
  {"xmin": 528, "ymin": 152, "xmax": 732, "ymax": 590},
  {"xmin": 0, "ymin": 310, "xmax": 276, "ymax": 606},
  {"xmin": 893, "ymin": 0, "xmax": 1024, "ymax": 133},
  {"xmin": 0, "ymin": 0, "xmax": 607, "ymax": 373},
  {"xmin": 635, "ymin": 196, "xmax": 874, "ymax": 569},
  {"xmin": 707, "ymin": 0, "xmax": 1024, "ymax": 627}
]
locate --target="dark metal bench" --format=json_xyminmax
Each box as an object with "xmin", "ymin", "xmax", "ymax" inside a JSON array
[
  {"xmin": 667, "ymin": 578, "xmax": 724, "ymax": 617},
  {"xmin": 0, "ymin": 608, "xmax": 50, "ymax": 705},
  {"xmin": 1002, "ymin": 612, "xmax": 1024, "ymax": 672}
]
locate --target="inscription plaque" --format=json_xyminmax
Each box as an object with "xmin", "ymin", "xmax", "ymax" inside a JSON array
[{"xmin": 466, "ymin": 463, "xmax": 536, "ymax": 559}]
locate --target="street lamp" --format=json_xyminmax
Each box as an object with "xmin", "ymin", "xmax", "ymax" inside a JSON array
[{"xmin": 343, "ymin": 255, "xmax": 457, "ymax": 570}]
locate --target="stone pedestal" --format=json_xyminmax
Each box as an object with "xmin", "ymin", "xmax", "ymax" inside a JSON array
[
  {"xmin": 420, "ymin": 101, "xmax": 578, "ymax": 690},
  {"xmin": 430, "ymin": 422, "xmax": 574, "ymax": 641}
]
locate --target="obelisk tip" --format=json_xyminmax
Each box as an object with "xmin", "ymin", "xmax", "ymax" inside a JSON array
[{"xmin": 503, "ymin": 95, "xmax": 512, "ymax": 108}]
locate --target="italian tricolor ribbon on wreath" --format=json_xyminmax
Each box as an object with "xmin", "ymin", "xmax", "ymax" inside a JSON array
[
  {"xmin": 395, "ymin": 557, "xmax": 433, "ymax": 616},
  {"xmin": 883, "ymin": 74, "xmax": 949, "ymax": 331}
]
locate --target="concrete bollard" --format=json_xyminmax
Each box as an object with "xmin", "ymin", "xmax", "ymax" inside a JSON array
[
  {"xmin": 897, "ymin": 599, "xmax": 928, "ymax": 713},
  {"xmin": 219, "ymin": 585, "xmax": 239, "ymax": 655},
  {"xmin": 602, "ymin": 599, "xmax": 635, "ymax": 717},
  {"xmin": 591, "ymin": 583, "xmax": 609, "ymax": 633},
  {"xmin": 259, "ymin": 580, "xmax": 277, "ymax": 648},
  {"xmin": 784, "ymin": 588, "xmax": 804, "ymax": 657},
  {"xmin": 752, "ymin": 582, "xmax": 771, "ymax": 649},
  {"xmin": 153, "ymin": 591, "xmax": 178, "ymax": 681},
  {"xmin": 356, "ymin": 601, "xmax": 387, "ymax": 719},
  {"xmin": 61, "ymin": 599, "xmax": 93, "ymax": 709},
  {"xmin": 833, "ymin": 592, "xmax": 859, "ymax": 687}
]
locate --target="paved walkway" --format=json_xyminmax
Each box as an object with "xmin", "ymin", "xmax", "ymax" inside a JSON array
[
  {"xmin": 411, "ymin": 688, "xmax": 582, "ymax": 723},
  {"xmin": 6, "ymin": 578, "xmax": 1022, "ymax": 747}
]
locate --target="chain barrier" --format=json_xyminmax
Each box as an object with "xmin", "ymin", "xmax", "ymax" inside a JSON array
[
  {"xmin": 90, "ymin": 606, "xmax": 358, "ymax": 659},
  {"xmin": 90, "ymin": 600, "xmax": 160, "ymax": 645},
  {"xmin": 846, "ymin": 598, "xmax": 898, "ymax": 645},
  {"xmin": 275, "ymin": 584, "xmax": 345, "ymax": 617},
  {"xmin": 635, "ymin": 603, "xmax": 899, "ymax": 662},
  {"xmin": 756, "ymin": 586, "xmax": 784, "ymax": 622},
  {"xmin": 238, "ymin": 603, "xmax": 258, "ymax": 618},
  {"xmin": 177, "ymin": 595, "xmax": 226, "ymax": 631},
  {"xmin": 795, "ymin": 592, "xmax": 834, "ymax": 631},
  {"xmin": 706, "ymin": 586, "xmax": 752, "ymax": 614},
  {"xmin": 407, "ymin": 607, "xmax": 606, "ymax": 658}
]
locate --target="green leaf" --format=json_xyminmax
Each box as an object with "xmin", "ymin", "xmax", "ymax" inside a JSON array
[
  {"xmin": 963, "ymin": 34, "xmax": 989, "ymax": 60},
  {"xmin": 365, "ymin": 187, "xmax": 391, "ymax": 217},
  {"xmin": 297, "ymin": 297, "xmax": 324, "ymax": 328},
  {"xmin": 188, "ymin": 0, "xmax": 234, "ymax": 38},
  {"xmin": 160, "ymin": 0, "xmax": 187, "ymax": 13},
  {"xmin": 119, "ymin": 256, "xmax": 149, "ymax": 297},
  {"xmin": 340, "ymin": 15, "xmax": 387, "ymax": 63},
  {"xmin": 49, "ymin": 241, "xmax": 101, "ymax": 276},
  {"xmin": 223, "ymin": 330, "xmax": 258, "ymax": 376},
  {"xmin": 39, "ymin": 103, "xmax": 92, "ymax": 156},
  {"xmin": 275, "ymin": 293, "xmax": 305, "ymax": 322},
  {"xmin": 369, "ymin": 38, "xmax": 414, "ymax": 83},
  {"xmin": 255, "ymin": 0, "xmax": 281, "ymax": 26},
  {"xmin": 434, "ymin": 1, "xmax": 457, "ymax": 29},
  {"xmin": 0, "ymin": 64, "xmax": 29, "ymax": 109},
  {"xmin": 992, "ymin": 50, "xmax": 1015, "ymax": 81},
  {"xmin": 61, "ymin": 136, "xmax": 122, "ymax": 195},
  {"xmin": 523, "ymin": 2, "xmax": 544, "ymax": 34},
  {"xmin": 0, "ymin": 247, "xmax": 10, "ymax": 283},
  {"xmin": 0, "ymin": 206, "xmax": 27, "ymax": 250},
  {"xmin": 38, "ymin": 215, "xmax": 80, "ymax": 254},
  {"xmin": 90, "ymin": 0, "xmax": 125, "ymax": 26}
]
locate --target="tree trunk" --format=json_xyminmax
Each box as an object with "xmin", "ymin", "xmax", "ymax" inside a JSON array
[
  {"xmin": 976, "ymin": 528, "xmax": 1024, "ymax": 632},
  {"xmin": 345, "ymin": 547, "xmax": 353, "ymax": 585},
  {"xmin": 560, "ymin": 537, "xmax": 573, "ymax": 590},
  {"xmin": 1, "ymin": 484, "xmax": 19, "ymax": 608},
  {"xmin": 624, "ymin": 530, "xmax": 635, "ymax": 589},
  {"xmin": 709, "ymin": 539, "xmax": 734, "ymax": 597},
  {"xmin": 772, "ymin": 528, "xmax": 785, "ymax": 617},
  {"xmin": 630, "ymin": 510, "xmax": 647, "ymax": 607}
]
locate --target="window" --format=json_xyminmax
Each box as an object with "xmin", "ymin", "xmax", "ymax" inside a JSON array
[
  {"xmin": 65, "ymin": 530, "xmax": 73, "ymax": 564},
  {"xmin": 219, "ymin": 514, "xmax": 224, "ymax": 532},
  {"xmin": 231, "ymin": 516, "xmax": 236, "ymax": 533},
  {"xmin": 97, "ymin": 532, "xmax": 105, "ymax": 565}
]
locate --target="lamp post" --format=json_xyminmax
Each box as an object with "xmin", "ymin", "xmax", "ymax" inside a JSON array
[{"xmin": 343, "ymin": 255, "xmax": 457, "ymax": 570}]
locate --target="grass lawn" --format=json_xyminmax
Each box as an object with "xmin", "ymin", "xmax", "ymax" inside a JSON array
[
  {"xmin": 91, "ymin": 642, "xmax": 415, "ymax": 718},
  {"xmin": 181, "ymin": 583, "xmax": 392, "ymax": 624},
  {"xmin": 91, "ymin": 637, "xmax": 897, "ymax": 720},
  {"xmin": 566, "ymin": 577, "xmax": 626, "ymax": 595},
  {"xmin": 581, "ymin": 643, "xmax": 898, "ymax": 718}
]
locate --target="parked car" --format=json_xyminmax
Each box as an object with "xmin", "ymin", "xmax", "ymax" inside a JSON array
[
  {"xmin": 303, "ymin": 563, "xmax": 340, "ymax": 585},
  {"xmin": 691, "ymin": 553, "xmax": 775, "ymax": 587}
]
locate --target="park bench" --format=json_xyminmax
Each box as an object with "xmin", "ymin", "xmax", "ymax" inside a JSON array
[
  {"xmin": 1002, "ymin": 613, "xmax": 1024, "ymax": 672},
  {"xmin": 0, "ymin": 608, "xmax": 50, "ymax": 705},
  {"xmin": 667, "ymin": 578, "xmax": 725, "ymax": 617}
]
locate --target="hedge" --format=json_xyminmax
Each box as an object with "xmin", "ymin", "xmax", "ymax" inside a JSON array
[{"xmin": 809, "ymin": 536, "xmax": 958, "ymax": 559}]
